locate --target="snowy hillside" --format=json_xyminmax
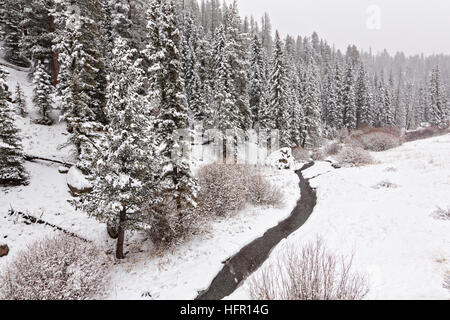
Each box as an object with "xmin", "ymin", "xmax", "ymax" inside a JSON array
[
  {"xmin": 0, "ymin": 57, "xmax": 303, "ymax": 300},
  {"xmin": 1, "ymin": 0, "xmax": 450, "ymax": 303},
  {"xmin": 231, "ymin": 134, "xmax": 450, "ymax": 300}
]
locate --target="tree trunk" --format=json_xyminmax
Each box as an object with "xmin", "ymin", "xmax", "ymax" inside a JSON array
[
  {"xmin": 49, "ymin": 15, "xmax": 59, "ymax": 87},
  {"xmin": 116, "ymin": 208, "xmax": 127, "ymax": 259}
]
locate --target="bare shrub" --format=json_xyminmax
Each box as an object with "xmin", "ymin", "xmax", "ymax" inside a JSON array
[
  {"xmin": 311, "ymin": 149, "xmax": 325, "ymax": 161},
  {"xmin": 249, "ymin": 238, "xmax": 369, "ymax": 300},
  {"xmin": 336, "ymin": 128, "xmax": 350, "ymax": 143},
  {"xmin": 372, "ymin": 180, "xmax": 398, "ymax": 189},
  {"xmin": 336, "ymin": 146, "xmax": 373, "ymax": 167},
  {"xmin": 405, "ymin": 124, "xmax": 450, "ymax": 142},
  {"xmin": 360, "ymin": 132, "xmax": 402, "ymax": 152},
  {"xmin": 444, "ymin": 274, "xmax": 450, "ymax": 292},
  {"xmin": 196, "ymin": 164, "xmax": 249, "ymax": 216},
  {"xmin": 431, "ymin": 207, "xmax": 450, "ymax": 221},
  {"xmin": 348, "ymin": 129, "xmax": 402, "ymax": 152},
  {"xmin": 247, "ymin": 174, "xmax": 283, "ymax": 207},
  {"xmin": 196, "ymin": 164, "xmax": 283, "ymax": 217},
  {"xmin": 291, "ymin": 146, "xmax": 310, "ymax": 162},
  {"xmin": 361, "ymin": 126, "xmax": 403, "ymax": 137},
  {"xmin": 0, "ymin": 235, "xmax": 110, "ymax": 300},
  {"xmin": 325, "ymin": 142, "xmax": 342, "ymax": 156}
]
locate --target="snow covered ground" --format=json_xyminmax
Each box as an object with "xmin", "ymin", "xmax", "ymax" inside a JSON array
[
  {"xmin": 106, "ymin": 169, "xmax": 299, "ymax": 300},
  {"xmin": 2, "ymin": 55, "xmax": 449, "ymax": 300},
  {"xmin": 230, "ymin": 134, "xmax": 450, "ymax": 300},
  {"xmin": 1, "ymin": 58, "xmax": 302, "ymax": 299}
]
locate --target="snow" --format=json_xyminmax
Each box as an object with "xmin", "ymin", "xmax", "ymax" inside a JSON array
[
  {"xmin": 1, "ymin": 56, "xmax": 302, "ymax": 300},
  {"xmin": 230, "ymin": 134, "xmax": 450, "ymax": 300},
  {"xmin": 66, "ymin": 166, "xmax": 92, "ymax": 191},
  {"xmin": 2, "ymin": 51, "xmax": 449, "ymax": 301},
  {"xmin": 106, "ymin": 168, "xmax": 300, "ymax": 300}
]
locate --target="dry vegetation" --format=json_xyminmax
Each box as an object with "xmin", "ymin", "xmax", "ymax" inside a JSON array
[
  {"xmin": 431, "ymin": 206, "xmax": 450, "ymax": 221},
  {"xmin": 349, "ymin": 127, "xmax": 403, "ymax": 152},
  {"xmin": 248, "ymin": 238, "xmax": 369, "ymax": 300},
  {"xmin": 0, "ymin": 235, "xmax": 110, "ymax": 300},
  {"xmin": 196, "ymin": 163, "xmax": 283, "ymax": 217},
  {"xmin": 336, "ymin": 146, "xmax": 374, "ymax": 167}
]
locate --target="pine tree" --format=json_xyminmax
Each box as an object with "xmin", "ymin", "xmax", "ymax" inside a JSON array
[
  {"xmin": 20, "ymin": 0, "xmax": 56, "ymax": 77},
  {"xmin": 248, "ymin": 34, "xmax": 268, "ymax": 129},
  {"xmin": 328, "ymin": 62, "xmax": 344, "ymax": 130},
  {"xmin": 32, "ymin": 60, "xmax": 54, "ymax": 125},
  {"xmin": 54, "ymin": 0, "xmax": 107, "ymax": 171},
  {"xmin": 145, "ymin": 0, "xmax": 198, "ymax": 234},
  {"xmin": 0, "ymin": 0, "xmax": 29, "ymax": 67},
  {"xmin": 193, "ymin": 33, "xmax": 214, "ymax": 123},
  {"xmin": 324, "ymin": 62, "xmax": 341, "ymax": 132},
  {"xmin": 341, "ymin": 62, "xmax": 357, "ymax": 130},
  {"xmin": 224, "ymin": 2, "xmax": 251, "ymax": 130},
  {"xmin": 14, "ymin": 83, "xmax": 27, "ymax": 117},
  {"xmin": 266, "ymin": 31, "xmax": 290, "ymax": 146},
  {"xmin": 285, "ymin": 35, "xmax": 302, "ymax": 146},
  {"xmin": 355, "ymin": 63, "xmax": 373, "ymax": 128},
  {"xmin": 301, "ymin": 64, "xmax": 322, "ymax": 147},
  {"xmin": 0, "ymin": 66, "xmax": 29, "ymax": 186},
  {"xmin": 429, "ymin": 66, "xmax": 447, "ymax": 127},
  {"xmin": 76, "ymin": 37, "xmax": 154, "ymax": 259},
  {"xmin": 211, "ymin": 24, "xmax": 238, "ymax": 130},
  {"xmin": 180, "ymin": 11, "xmax": 204, "ymax": 124},
  {"xmin": 380, "ymin": 72, "xmax": 396, "ymax": 127}
]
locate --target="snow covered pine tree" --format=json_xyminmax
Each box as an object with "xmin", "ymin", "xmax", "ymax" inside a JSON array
[
  {"xmin": 0, "ymin": 66, "xmax": 29, "ymax": 186},
  {"xmin": 145, "ymin": 0, "xmax": 198, "ymax": 246},
  {"xmin": 75, "ymin": 37, "xmax": 156, "ymax": 259}
]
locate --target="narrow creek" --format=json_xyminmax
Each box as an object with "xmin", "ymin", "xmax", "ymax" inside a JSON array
[{"xmin": 196, "ymin": 161, "xmax": 317, "ymax": 300}]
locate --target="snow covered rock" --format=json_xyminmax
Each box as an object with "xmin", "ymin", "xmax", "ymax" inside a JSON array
[
  {"xmin": 58, "ymin": 166, "xmax": 69, "ymax": 174},
  {"xmin": 0, "ymin": 244, "xmax": 9, "ymax": 257},
  {"xmin": 67, "ymin": 167, "xmax": 93, "ymax": 195},
  {"xmin": 265, "ymin": 148, "xmax": 296, "ymax": 170}
]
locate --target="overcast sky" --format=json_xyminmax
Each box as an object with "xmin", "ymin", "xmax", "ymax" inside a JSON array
[{"xmin": 230, "ymin": 0, "xmax": 450, "ymax": 56}]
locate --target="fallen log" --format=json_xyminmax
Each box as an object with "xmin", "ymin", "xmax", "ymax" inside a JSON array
[
  {"xmin": 23, "ymin": 154, "xmax": 75, "ymax": 168},
  {"xmin": 8, "ymin": 209, "xmax": 91, "ymax": 243}
]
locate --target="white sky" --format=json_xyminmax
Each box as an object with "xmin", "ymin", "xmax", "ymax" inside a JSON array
[{"xmin": 231, "ymin": 0, "xmax": 450, "ymax": 56}]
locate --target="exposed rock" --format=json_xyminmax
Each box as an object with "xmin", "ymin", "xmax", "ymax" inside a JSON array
[
  {"xmin": 67, "ymin": 167, "xmax": 93, "ymax": 195},
  {"xmin": 58, "ymin": 166, "xmax": 69, "ymax": 174},
  {"xmin": 0, "ymin": 244, "xmax": 9, "ymax": 257},
  {"xmin": 265, "ymin": 147, "xmax": 296, "ymax": 170}
]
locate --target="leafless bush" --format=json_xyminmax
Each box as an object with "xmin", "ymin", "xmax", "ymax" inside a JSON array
[
  {"xmin": 336, "ymin": 146, "xmax": 373, "ymax": 167},
  {"xmin": 431, "ymin": 207, "xmax": 450, "ymax": 221},
  {"xmin": 372, "ymin": 180, "xmax": 398, "ymax": 189},
  {"xmin": 325, "ymin": 142, "xmax": 342, "ymax": 156},
  {"xmin": 350, "ymin": 131, "xmax": 402, "ymax": 152},
  {"xmin": 444, "ymin": 274, "xmax": 450, "ymax": 292},
  {"xmin": 337, "ymin": 128, "xmax": 350, "ymax": 143},
  {"xmin": 405, "ymin": 125, "xmax": 450, "ymax": 142},
  {"xmin": 291, "ymin": 146, "xmax": 310, "ymax": 162},
  {"xmin": 249, "ymin": 238, "xmax": 369, "ymax": 300},
  {"xmin": 0, "ymin": 235, "xmax": 110, "ymax": 300},
  {"xmin": 311, "ymin": 149, "xmax": 325, "ymax": 161},
  {"xmin": 247, "ymin": 174, "xmax": 283, "ymax": 207},
  {"xmin": 196, "ymin": 164, "xmax": 249, "ymax": 216},
  {"xmin": 196, "ymin": 164, "xmax": 283, "ymax": 217}
]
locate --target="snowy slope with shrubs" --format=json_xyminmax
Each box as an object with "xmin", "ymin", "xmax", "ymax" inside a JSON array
[
  {"xmin": 0, "ymin": 59, "xmax": 302, "ymax": 299},
  {"xmin": 231, "ymin": 134, "xmax": 450, "ymax": 300}
]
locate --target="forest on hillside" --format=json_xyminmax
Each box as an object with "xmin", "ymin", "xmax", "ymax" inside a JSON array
[{"xmin": 1, "ymin": 0, "xmax": 450, "ymax": 257}]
